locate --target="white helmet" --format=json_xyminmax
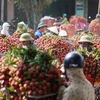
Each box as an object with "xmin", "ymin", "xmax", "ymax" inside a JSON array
[{"xmin": 59, "ymin": 30, "xmax": 67, "ymax": 36}]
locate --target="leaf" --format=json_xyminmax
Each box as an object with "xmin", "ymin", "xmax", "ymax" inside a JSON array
[
  {"xmin": 29, "ymin": 69, "xmax": 35, "ymax": 73},
  {"xmin": 0, "ymin": 92, "xmax": 4, "ymax": 98},
  {"xmin": 29, "ymin": 61, "xmax": 35, "ymax": 66},
  {"xmin": 8, "ymin": 60, "xmax": 18, "ymax": 66},
  {"xmin": 8, "ymin": 87, "xmax": 15, "ymax": 92},
  {"xmin": 26, "ymin": 74, "xmax": 31, "ymax": 80},
  {"xmin": 15, "ymin": 79, "xmax": 21, "ymax": 84}
]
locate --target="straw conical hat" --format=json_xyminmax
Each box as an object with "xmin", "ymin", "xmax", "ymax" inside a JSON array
[
  {"xmin": 47, "ymin": 26, "xmax": 59, "ymax": 34},
  {"xmin": 59, "ymin": 30, "xmax": 68, "ymax": 36}
]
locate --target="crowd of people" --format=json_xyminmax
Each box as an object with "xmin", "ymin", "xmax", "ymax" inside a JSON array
[
  {"xmin": 0, "ymin": 13, "xmax": 94, "ymax": 52},
  {"xmin": 0, "ymin": 13, "xmax": 96, "ymax": 100}
]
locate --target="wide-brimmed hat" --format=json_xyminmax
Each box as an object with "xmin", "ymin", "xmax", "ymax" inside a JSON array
[
  {"xmin": 59, "ymin": 30, "xmax": 68, "ymax": 36},
  {"xmin": 78, "ymin": 35, "xmax": 93, "ymax": 44},
  {"xmin": 37, "ymin": 22, "xmax": 47, "ymax": 29},
  {"xmin": 19, "ymin": 33, "xmax": 33, "ymax": 41},
  {"xmin": 47, "ymin": 26, "xmax": 59, "ymax": 34}
]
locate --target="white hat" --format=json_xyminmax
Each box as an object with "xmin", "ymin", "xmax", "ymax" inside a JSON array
[
  {"xmin": 59, "ymin": 30, "xmax": 67, "ymax": 36},
  {"xmin": 3, "ymin": 22, "xmax": 10, "ymax": 28},
  {"xmin": 47, "ymin": 26, "xmax": 59, "ymax": 34},
  {"xmin": 18, "ymin": 21, "xmax": 26, "ymax": 26}
]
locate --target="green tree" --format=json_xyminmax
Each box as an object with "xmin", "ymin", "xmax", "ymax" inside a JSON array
[{"xmin": 14, "ymin": 0, "xmax": 56, "ymax": 30}]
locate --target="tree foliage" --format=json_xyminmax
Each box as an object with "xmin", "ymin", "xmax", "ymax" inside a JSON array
[
  {"xmin": 14, "ymin": 0, "xmax": 56, "ymax": 30},
  {"xmin": 14, "ymin": 0, "xmax": 56, "ymax": 10}
]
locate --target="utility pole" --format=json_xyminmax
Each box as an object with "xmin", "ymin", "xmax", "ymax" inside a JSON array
[
  {"xmin": 98, "ymin": 0, "xmax": 100, "ymax": 14},
  {"xmin": 1, "ymin": 0, "xmax": 4, "ymax": 22}
]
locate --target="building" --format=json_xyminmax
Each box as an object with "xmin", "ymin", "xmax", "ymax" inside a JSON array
[
  {"xmin": 0, "ymin": 0, "xmax": 14, "ymax": 22},
  {"xmin": 0, "ymin": 0, "xmax": 99, "ymax": 23},
  {"xmin": 45, "ymin": 0, "xmax": 99, "ymax": 20}
]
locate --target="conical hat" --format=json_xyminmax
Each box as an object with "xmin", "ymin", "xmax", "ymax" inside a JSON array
[
  {"xmin": 59, "ymin": 30, "xmax": 68, "ymax": 36},
  {"xmin": 47, "ymin": 26, "xmax": 59, "ymax": 34}
]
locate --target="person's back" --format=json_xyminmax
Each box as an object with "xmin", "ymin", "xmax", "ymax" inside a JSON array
[
  {"xmin": 62, "ymin": 69, "xmax": 95, "ymax": 100},
  {"xmin": 62, "ymin": 17, "xmax": 69, "ymax": 25},
  {"xmin": 57, "ymin": 13, "xmax": 69, "ymax": 25},
  {"xmin": 57, "ymin": 51, "xmax": 95, "ymax": 100}
]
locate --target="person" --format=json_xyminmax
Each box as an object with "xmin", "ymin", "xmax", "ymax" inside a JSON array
[
  {"xmin": 46, "ymin": 26, "xmax": 59, "ymax": 35},
  {"xmin": 59, "ymin": 30, "xmax": 72, "ymax": 43},
  {"xmin": 57, "ymin": 13, "xmax": 69, "ymax": 25},
  {"xmin": 19, "ymin": 33, "xmax": 36, "ymax": 48},
  {"xmin": 57, "ymin": 51, "xmax": 95, "ymax": 100},
  {"xmin": 78, "ymin": 35, "xmax": 93, "ymax": 52},
  {"xmin": 35, "ymin": 22, "xmax": 47, "ymax": 39},
  {"xmin": 16, "ymin": 21, "xmax": 27, "ymax": 34},
  {"xmin": 1, "ymin": 22, "xmax": 10, "ymax": 36},
  {"xmin": 59, "ymin": 30, "xmax": 74, "ymax": 51}
]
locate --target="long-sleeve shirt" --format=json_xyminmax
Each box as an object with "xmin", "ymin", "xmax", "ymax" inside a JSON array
[
  {"xmin": 57, "ymin": 69, "xmax": 95, "ymax": 100},
  {"xmin": 57, "ymin": 17, "xmax": 69, "ymax": 25},
  {"xmin": 35, "ymin": 30, "xmax": 42, "ymax": 39}
]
